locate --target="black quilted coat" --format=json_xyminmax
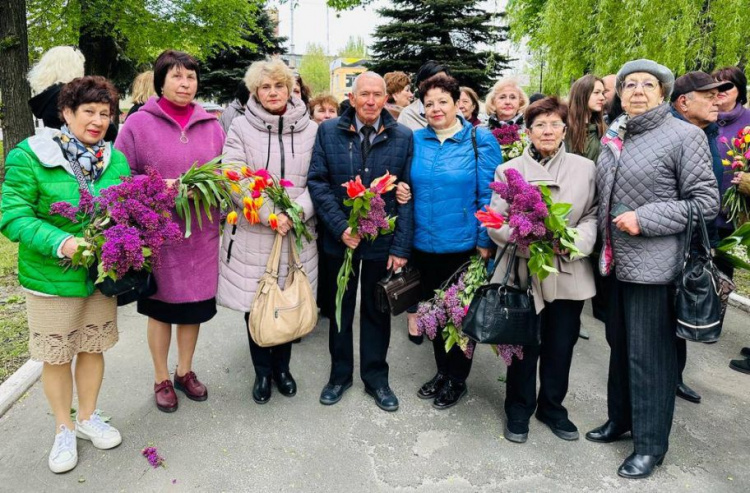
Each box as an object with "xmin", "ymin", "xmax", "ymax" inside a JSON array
[{"xmin": 308, "ymin": 107, "xmax": 414, "ymax": 260}]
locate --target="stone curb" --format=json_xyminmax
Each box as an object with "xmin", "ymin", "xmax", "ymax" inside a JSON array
[
  {"xmin": 729, "ymin": 292, "xmax": 750, "ymax": 314},
  {"xmin": 0, "ymin": 360, "xmax": 42, "ymax": 418}
]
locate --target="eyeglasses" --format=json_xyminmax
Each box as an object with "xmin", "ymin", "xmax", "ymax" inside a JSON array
[
  {"xmin": 621, "ymin": 80, "xmax": 660, "ymax": 93},
  {"xmin": 530, "ymin": 121, "xmax": 566, "ymax": 131}
]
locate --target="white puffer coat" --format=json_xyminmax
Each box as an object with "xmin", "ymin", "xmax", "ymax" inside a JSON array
[{"xmin": 217, "ymin": 96, "xmax": 318, "ymax": 313}]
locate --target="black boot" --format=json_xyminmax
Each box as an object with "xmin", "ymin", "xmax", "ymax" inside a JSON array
[
  {"xmin": 252, "ymin": 375, "xmax": 271, "ymax": 404},
  {"xmin": 274, "ymin": 372, "xmax": 297, "ymax": 397},
  {"xmin": 617, "ymin": 452, "xmax": 665, "ymax": 479},
  {"xmin": 433, "ymin": 380, "xmax": 467, "ymax": 410}
]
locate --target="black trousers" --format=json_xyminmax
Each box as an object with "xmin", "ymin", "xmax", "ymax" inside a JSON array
[
  {"xmin": 504, "ymin": 299, "xmax": 584, "ymax": 423},
  {"xmin": 244, "ymin": 313, "xmax": 292, "ymax": 378},
  {"xmin": 606, "ymin": 278, "xmax": 678, "ymax": 456},
  {"xmin": 411, "ymin": 249, "xmax": 475, "ymax": 383},
  {"xmin": 326, "ymin": 254, "xmax": 391, "ymax": 389}
]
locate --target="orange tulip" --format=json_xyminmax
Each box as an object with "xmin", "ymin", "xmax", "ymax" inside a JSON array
[
  {"xmin": 269, "ymin": 213, "xmax": 279, "ymax": 230},
  {"xmin": 244, "ymin": 207, "xmax": 260, "ymax": 225},
  {"xmin": 342, "ymin": 176, "xmax": 367, "ymax": 199},
  {"xmin": 475, "ymin": 206, "xmax": 505, "ymax": 229},
  {"xmin": 226, "ymin": 211, "xmax": 238, "ymax": 225},
  {"xmin": 253, "ymin": 197, "xmax": 264, "ymax": 209},
  {"xmin": 240, "ymin": 166, "xmax": 254, "ymax": 178},
  {"xmin": 243, "ymin": 197, "xmax": 254, "ymax": 209},
  {"xmin": 370, "ymin": 171, "xmax": 398, "ymax": 194}
]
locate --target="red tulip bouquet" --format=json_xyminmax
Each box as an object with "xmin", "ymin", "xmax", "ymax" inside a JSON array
[
  {"xmin": 719, "ymin": 131, "xmax": 750, "ymax": 226},
  {"xmin": 335, "ymin": 172, "xmax": 398, "ymax": 329},
  {"xmin": 223, "ymin": 166, "xmax": 313, "ymax": 251}
]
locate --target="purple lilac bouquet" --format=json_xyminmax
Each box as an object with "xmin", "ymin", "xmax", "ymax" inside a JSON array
[
  {"xmin": 490, "ymin": 168, "xmax": 581, "ymax": 281},
  {"xmin": 492, "ymin": 124, "xmax": 527, "ymax": 162},
  {"xmin": 50, "ymin": 168, "xmax": 181, "ymax": 283},
  {"xmin": 415, "ymin": 255, "xmax": 523, "ymax": 364}
]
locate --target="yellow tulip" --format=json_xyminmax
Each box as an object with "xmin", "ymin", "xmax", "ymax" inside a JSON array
[
  {"xmin": 728, "ymin": 150, "xmax": 735, "ymax": 156},
  {"xmin": 722, "ymin": 159, "xmax": 731, "ymax": 166}
]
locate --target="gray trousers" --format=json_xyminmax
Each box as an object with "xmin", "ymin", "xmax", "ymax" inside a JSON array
[{"xmin": 605, "ymin": 277, "xmax": 678, "ymax": 456}]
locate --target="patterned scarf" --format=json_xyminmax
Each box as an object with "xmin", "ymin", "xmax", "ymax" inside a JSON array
[
  {"xmin": 55, "ymin": 125, "xmax": 105, "ymax": 182},
  {"xmin": 529, "ymin": 143, "xmax": 561, "ymax": 166},
  {"xmin": 599, "ymin": 113, "xmax": 630, "ymax": 277}
]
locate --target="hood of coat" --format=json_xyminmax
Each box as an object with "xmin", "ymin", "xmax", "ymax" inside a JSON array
[
  {"xmin": 244, "ymin": 96, "xmax": 312, "ymax": 134},
  {"xmin": 28, "ymin": 83, "xmax": 64, "ymax": 127},
  {"xmin": 139, "ymin": 96, "xmax": 219, "ymax": 130},
  {"xmin": 23, "ymin": 127, "xmax": 113, "ymax": 178}
]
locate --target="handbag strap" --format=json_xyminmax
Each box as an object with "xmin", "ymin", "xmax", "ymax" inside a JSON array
[
  {"xmin": 265, "ymin": 234, "xmax": 284, "ymax": 277},
  {"xmin": 440, "ymin": 259, "xmax": 472, "ymax": 290},
  {"xmin": 488, "ymin": 242, "xmax": 523, "ymax": 288},
  {"xmin": 681, "ymin": 202, "xmax": 712, "ymax": 270}
]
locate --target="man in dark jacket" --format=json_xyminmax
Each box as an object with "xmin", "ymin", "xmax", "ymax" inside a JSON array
[
  {"xmin": 670, "ymin": 71, "xmax": 731, "ymax": 405},
  {"xmin": 308, "ymin": 72, "xmax": 414, "ymax": 412}
]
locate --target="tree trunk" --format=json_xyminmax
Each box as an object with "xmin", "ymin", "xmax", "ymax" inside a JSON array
[{"xmin": 0, "ymin": 0, "xmax": 34, "ymax": 170}]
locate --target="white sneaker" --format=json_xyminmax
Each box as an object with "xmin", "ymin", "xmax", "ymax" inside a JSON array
[
  {"xmin": 49, "ymin": 425, "xmax": 78, "ymax": 473},
  {"xmin": 76, "ymin": 412, "xmax": 122, "ymax": 450}
]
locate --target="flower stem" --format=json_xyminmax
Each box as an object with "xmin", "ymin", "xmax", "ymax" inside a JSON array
[{"xmin": 335, "ymin": 249, "xmax": 354, "ymax": 330}]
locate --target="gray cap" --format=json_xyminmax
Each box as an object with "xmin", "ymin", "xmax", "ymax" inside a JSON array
[{"xmin": 616, "ymin": 59, "xmax": 675, "ymax": 99}]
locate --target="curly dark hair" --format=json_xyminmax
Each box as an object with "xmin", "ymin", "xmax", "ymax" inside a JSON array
[
  {"xmin": 524, "ymin": 96, "xmax": 568, "ymax": 128},
  {"xmin": 418, "ymin": 74, "xmax": 461, "ymax": 103},
  {"xmin": 58, "ymin": 76, "xmax": 119, "ymax": 117}
]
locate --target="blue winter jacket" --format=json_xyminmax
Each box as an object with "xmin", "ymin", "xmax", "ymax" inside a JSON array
[
  {"xmin": 411, "ymin": 117, "xmax": 503, "ymax": 253},
  {"xmin": 308, "ymin": 107, "xmax": 414, "ymax": 260}
]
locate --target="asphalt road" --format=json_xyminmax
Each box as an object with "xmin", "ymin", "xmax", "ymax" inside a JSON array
[{"xmin": 0, "ymin": 300, "xmax": 748, "ymax": 492}]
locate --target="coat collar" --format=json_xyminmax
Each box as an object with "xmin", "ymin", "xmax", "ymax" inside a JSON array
[
  {"xmin": 626, "ymin": 103, "xmax": 671, "ymax": 135},
  {"xmin": 337, "ymin": 106, "xmax": 398, "ymax": 135},
  {"xmin": 25, "ymin": 128, "xmax": 112, "ymax": 178},
  {"xmin": 140, "ymin": 96, "xmax": 218, "ymax": 131},
  {"xmin": 516, "ymin": 143, "xmax": 567, "ymax": 188},
  {"xmin": 420, "ymin": 116, "xmax": 472, "ymax": 142}
]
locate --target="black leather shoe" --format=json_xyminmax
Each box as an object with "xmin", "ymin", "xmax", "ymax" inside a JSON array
[
  {"xmin": 274, "ymin": 372, "xmax": 297, "ymax": 397},
  {"xmin": 417, "ymin": 373, "xmax": 448, "ymax": 400},
  {"xmin": 676, "ymin": 382, "xmax": 701, "ymax": 403},
  {"xmin": 319, "ymin": 381, "xmax": 352, "ymax": 405},
  {"xmin": 585, "ymin": 420, "xmax": 630, "ymax": 443},
  {"xmin": 740, "ymin": 347, "xmax": 750, "ymax": 359},
  {"xmin": 365, "ymin": 385, "xmax": 399, "ymax": 412},
  {"xmin": 408, "ymin": 334, "xmax": 424, "ymax": 345},
  {"xmin": 617, "ymin": 452, "xmax": 665, "ymax": 479},
  {"xmin": 535, "ymin": 413, "xmax": 579, "ymax": 441},
  {"xmin": 730, "ymin": 358, "xmax": 750, "ymax": 374},
  {"xmin": 433, "ymin": 380, "xmax": 467, "ymax": 410},
  {"xmin": 503, "ymin": 421, "xmax": 529, "ymax": 443},
  {"xmin": 252, "ymin": 375, "xmax": 271, "ymax": 404}
]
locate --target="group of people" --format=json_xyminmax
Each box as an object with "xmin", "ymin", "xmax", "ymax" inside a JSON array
[{"xmin": 0, "ymin": 45, "xmax": 744, "ymax": 482}]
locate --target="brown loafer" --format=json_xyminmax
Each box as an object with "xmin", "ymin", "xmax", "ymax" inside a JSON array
[
  {"xmin": 154, "ymin": 379, "xmax": 178, "ymax": 413},
  {"xmin": 174, "ymin": 371, "xmax": 208, "ymax": 402}
]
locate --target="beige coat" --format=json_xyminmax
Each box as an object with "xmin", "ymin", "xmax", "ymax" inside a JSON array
[
  {"xmin": 488, "ymin": 145, "xmax": 598, "ymax": 313},
  {"xmin": 217, "ymin": 96, "xmax": 318, "ymax": 313}
]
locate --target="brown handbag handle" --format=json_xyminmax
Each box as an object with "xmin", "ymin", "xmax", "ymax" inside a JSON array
[{"xmin": 265, "ymin": 233, "xmax": 304, "ymax": 278}]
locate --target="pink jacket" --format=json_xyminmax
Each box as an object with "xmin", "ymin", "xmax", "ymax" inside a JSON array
[
  {"xmin": 115, "ymin": 97, "xmax": 225, "ymax": 304},
  {"xmin": 217, "ymin": 96, "xmax": 318, "ymax": 313}
]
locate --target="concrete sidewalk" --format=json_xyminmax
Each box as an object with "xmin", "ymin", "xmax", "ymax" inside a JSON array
[{"xmin": 0, "ymin": 301, "xmax": 748, "ymax": 492}]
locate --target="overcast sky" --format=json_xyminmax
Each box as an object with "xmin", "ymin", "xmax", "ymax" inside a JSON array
[{"xmin": 269, "ymin": 0, "xmax": 511, "ymax": 57}]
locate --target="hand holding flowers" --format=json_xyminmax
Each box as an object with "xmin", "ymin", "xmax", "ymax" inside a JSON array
[
  {"xmin": 335, "ymin": 172, "xmax": 398, "ymax": 329},
  {"xmin": 719, "ymin": 130, "xmax": 750, "ymax": 226}
]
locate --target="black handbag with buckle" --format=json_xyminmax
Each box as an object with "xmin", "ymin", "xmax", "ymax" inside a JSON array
[
  {"xmin": 89, "ymin": 265, "xmax": 157, "ymax": 306},
  {"xmin": 375, "ymin": 266, "xmax": 422, "ymax": 316},
  {"xmin": 675, "ymin": 202, "xmax": 723, "ymax": 343},
  {"xmin": 462, "ymin": 243, "xmax": 541, "ymax": 346}
]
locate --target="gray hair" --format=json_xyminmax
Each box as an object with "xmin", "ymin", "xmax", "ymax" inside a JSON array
[{"xmin": 352, "ymin": 71, "xmax": 386, "ymax": 94}]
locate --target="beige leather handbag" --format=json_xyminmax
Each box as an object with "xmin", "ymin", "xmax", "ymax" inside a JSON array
[{"xmin": 249, "ymin": 233, "xmax": 317, "ymax": 347}]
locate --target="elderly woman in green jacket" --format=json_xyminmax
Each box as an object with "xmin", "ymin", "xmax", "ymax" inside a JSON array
[{"xmin": 0, "ymin": 76, "xmax": 129, "ymax": 474}]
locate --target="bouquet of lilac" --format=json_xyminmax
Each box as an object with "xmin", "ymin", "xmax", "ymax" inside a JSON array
[
  {"xmin": 416, "ymin": 255, "xmax": 524, "ymax": 364},
  {"xmin": 50, "ymin": 168, "xmax": 181, "ymax": 283},
  {"xmin": 490, "ymin": 168, "xmax": 581, "ymax": 281},
  {"xmin": 492, "ymin": 124, "xmax": 527, "ymax": 162}
]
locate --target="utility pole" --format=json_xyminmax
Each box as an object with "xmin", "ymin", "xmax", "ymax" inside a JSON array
[{"xmin": 290, "ymin": 0, "xmax": 295, "ymax": 57}]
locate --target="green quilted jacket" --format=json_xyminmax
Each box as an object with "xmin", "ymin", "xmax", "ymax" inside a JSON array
[{"xmin": 0, "ymin": 130, "xmax": 131, "ymax": 297}]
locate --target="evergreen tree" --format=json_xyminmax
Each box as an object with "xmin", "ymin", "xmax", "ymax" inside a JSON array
[
  {"xmin": 199, "ymin": 7, "xmax": 286, "ymax": 104},
  {"xmin": 369, "ymin": 0, "xmax": 510, "ymax": 94}
]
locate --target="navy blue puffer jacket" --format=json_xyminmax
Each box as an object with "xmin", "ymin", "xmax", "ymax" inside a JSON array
[
  {"xmin": 308, "ymin": 107, "xmax": 414, "ymax": 260},
  {"xmin": 411, "ymin": 118, "xmax": 503, "ymax": 253}
]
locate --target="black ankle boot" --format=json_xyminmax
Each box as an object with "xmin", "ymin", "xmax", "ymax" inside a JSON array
[
  {"xmin": 617, "ymin": 452, "xmax": 665, "ymax": 479},
  {"xmin": 252, "ymin": 375, "xmax": 271, "ymax": 404}
]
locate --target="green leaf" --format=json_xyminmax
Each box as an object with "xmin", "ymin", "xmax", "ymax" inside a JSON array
[{"xmin": 550, "ymin": 202, "xmax": 572, "ymax": 216}]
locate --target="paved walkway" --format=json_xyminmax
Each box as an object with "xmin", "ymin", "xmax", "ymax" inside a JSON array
[{"xmin": 0, "ymin": 301, "xmax": 748, "ymax": 492}]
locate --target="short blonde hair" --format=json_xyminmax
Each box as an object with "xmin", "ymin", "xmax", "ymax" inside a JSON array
[
  {"xmin": 130, "ymin": 71, "xmax": 155, "ymax": 104},
  {"xmin": 384, "ymin": 71, "xmax": 411, "ymax": 96},
  {"xmin": 27, "ymin": 46, "xmax": 86, "ymax": 94},
  {"xmin": 244, "ymin": 59, "xmax": 295, "ymax": 98},
  {"xmin": 484, "ymin": 79, "xmax": 529, "ymax": 118}
]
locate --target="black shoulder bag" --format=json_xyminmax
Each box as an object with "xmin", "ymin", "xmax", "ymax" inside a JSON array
[
  {"xmin": 462, "ymin": 243, "xmax": 541, "ymax": 346},
  {"xmin": 675, "ymin": 202, "xmax": 722, "ymax": 343},
  {"xmin": 64, "ymin": 150, "xmax": 157, "ymax": 306}
]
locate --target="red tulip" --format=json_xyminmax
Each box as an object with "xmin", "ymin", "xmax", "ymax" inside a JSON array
[
  {"xmin": 251, "ymin": 189, "xmax": 262, "ymax": 199},
  {"xmin": 370, "ymin": 171, "xmax": 398, "ymax": 194},
  {"xmin": 240, "ymin": 166, "xmax": 254, "ymax": 178},
  {"xmin": 269, "ymin": 213, "xmax": 279, "ymax": 230},
  {"xmin": 254, "ymin": 169, "xmax": 271, "ymax": 181},
  {"xmin": 342, "ymin": 176, "xmax": 367, "ymax": 199},
  {"xmin": 279, "ymin": 178, "xmax": 294, "ymax": 188},
  {"xmin": 223, "ymin": 169, "xmax": 241, "ymax": 182},
  {"xmin": 475, "ymin": 206, "xmax": 505, "ymax": 229},
  {"xmin": 244, "ymin": 207, "xmax": 260, "ymax": 225}
]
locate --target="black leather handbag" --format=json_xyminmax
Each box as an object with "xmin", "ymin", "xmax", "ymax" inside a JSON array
[
  {"xmin": 90, "ymin": 265, "xmax": 157, "ymax": 306},
  {"xmin": 675, "ymin": 203, "xmax": 723, "ymax": 343},
  {"xmin": 462, "ymin": 244, "xmax": 541, "ymax": 346},
  {"xmin": 375, "ymin": 266, "xmax": 422, "ymax": 316}
]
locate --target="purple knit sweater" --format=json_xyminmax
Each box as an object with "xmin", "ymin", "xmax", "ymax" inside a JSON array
[
  {"xmin": 716, "ymin": 103, "xmax": 750, "ymax": 230},
  {"xmin": 115, "ymin": 97, "xmax": 226, "ymax": 303}
]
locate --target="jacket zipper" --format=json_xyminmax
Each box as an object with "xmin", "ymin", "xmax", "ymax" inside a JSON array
[
  {"xmin": 278, "ymin": 116, "xmax": 285, "ymax": 178},
  {"xmin": 348, "ymin": 141, "xmax": 354, "ymax": 178}
]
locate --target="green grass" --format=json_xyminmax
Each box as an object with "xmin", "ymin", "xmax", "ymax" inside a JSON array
[{"xmin": 0, "ymin": 234, "xmax": 28, "ymax": 385}]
